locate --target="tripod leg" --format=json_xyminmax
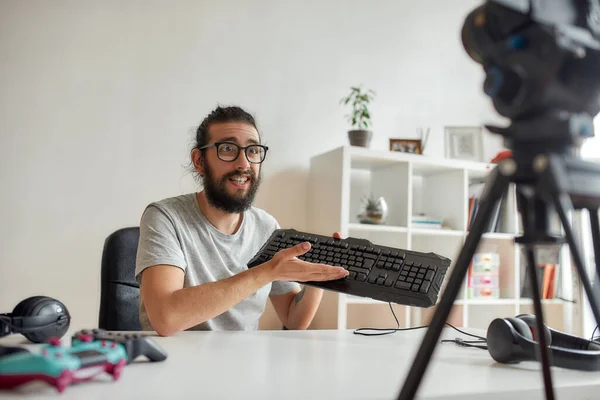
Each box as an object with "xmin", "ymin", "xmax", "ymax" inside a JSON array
[
  {"xmin": 545, "ymin": 157, "xmax": 600, "ymax": 331},
  {"xmin": 588, "ymin": 210, "xmax": 600, "ymax": 298},
  {"xmin": 523, "ymin": 245, "xmax": 555, "ymax": 400},
  {"xmin": 397, "ymin": 166, "xmax": 510, "ymax": 400}
]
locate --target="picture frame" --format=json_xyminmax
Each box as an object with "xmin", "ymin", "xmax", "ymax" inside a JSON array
[
  {"xmin": 389, "ymin": 138, "xmax": 422, "ymax": 154},
  {"xmin": 444, "ymin": 126, "xmax": 484, "ymax": 161}
]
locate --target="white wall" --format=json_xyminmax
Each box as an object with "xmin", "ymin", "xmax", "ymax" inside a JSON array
[{"xmin": 0, "ymin": 0, "xmax": 504, "ymax": 329}]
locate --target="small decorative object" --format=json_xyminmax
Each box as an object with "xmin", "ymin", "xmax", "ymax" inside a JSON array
[
  {"xmin": 444, "ymin": 126, "xmax": 484, "ymax": 161},
  {"xmin": 390, "ymin": 138, "xmax": 422, "ymax": 154},
  {"xmin": 357, "ymin": 195, "xmax": 388, "ymax": 224},
  {"xmin": 340, "ymin": 85, "xmax": 376, "ymax": 147}
]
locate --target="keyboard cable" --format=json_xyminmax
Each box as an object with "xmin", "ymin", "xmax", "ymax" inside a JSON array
[{"xmin": 353, "ymin": 302, "xmax": 488, "ymax": 349}]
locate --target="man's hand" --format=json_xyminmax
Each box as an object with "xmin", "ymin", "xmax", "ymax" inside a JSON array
[
  {"xmin": 266, "ymin": 233, "xmax": 348, "ymax": 282},
  {"xmin": 270, "ymin": 231, "xmax": 347, "ymax": 330}
]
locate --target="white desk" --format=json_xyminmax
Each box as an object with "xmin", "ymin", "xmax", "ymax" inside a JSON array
[{"xmin": 1, "ymin": 327, "xmax": 599, "ymax": 399}]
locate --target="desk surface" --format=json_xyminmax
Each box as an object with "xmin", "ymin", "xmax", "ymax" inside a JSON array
[{"xmin": 1, "ymin": 327, "xmax": 599, "ymax": 400}]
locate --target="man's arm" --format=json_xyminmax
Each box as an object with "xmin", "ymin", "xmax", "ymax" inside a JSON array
[
  {"xmin": 140, "ymin": 241, "xmax": 348, "ymax": 336},
  {"xmin": 140, "ymin": 264, "xmax": 272, "ymax": 337},
  {"xmin": 270, "ymin": 286, "xmax": 324, "ymax": 330}
]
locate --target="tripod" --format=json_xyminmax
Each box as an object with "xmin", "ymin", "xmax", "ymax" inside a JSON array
[{"xmin": 397, "ymin": 143, "xmax": 600, "ymax": 399}]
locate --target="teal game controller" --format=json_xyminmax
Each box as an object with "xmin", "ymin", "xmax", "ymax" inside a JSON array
[{"xmin": 0, "ymin": 334, "xmax": 128, "ymax": 393}]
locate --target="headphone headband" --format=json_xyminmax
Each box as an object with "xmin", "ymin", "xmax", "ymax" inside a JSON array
[
  {"xmin": 1, "ymin": 314, "xmax": 70, "ymax": 332},
  {"xmin": 487, "ymin": 315, "xmax": 600, "ymax": 371}
]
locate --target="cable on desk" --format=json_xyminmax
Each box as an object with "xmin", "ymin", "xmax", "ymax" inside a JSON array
[
  {"xmin": 591, "ymin": 325, "xmax": 599, "ymax": 342},
  {"xmin": 352, "ymin": 302, "xmax": 487, "ymax": 346}
]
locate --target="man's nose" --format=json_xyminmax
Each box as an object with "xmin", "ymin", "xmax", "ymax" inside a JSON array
[{"xmin": 233, "ymin": 150, "xmax": 251, "ymax": 170}]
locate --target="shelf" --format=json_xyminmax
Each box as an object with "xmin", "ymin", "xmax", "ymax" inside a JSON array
[
  {"xmin": 345, "ymin": 297, "xmax": 569, "ymax": 306},
  {"xmin": 518, "ymin": 298, "xmax": 569, "ymax": 305},
  {"xmin": 348, "ymin": 223, "xmax": 408, "ymax": 234},
  {"xmin": 455, "ymin": 298, "xmax": 568, "ymax": 305},
  {"xmin": 411, "ymin": 228, "xmax": 464, "ymax": 237},
  {"xmin": 480, "ymin": 232, "xmax": 516, "ymax": 240},
  {"xmin": 347, "ymin": 146, "xmax": 495, "ymax": 176},
  {"xmin": 456, "ymin": 299, "xmax": 517, "ymax": 305},
  {"xmin": 307, "ymin": 146, "xmax": 575, "ymax": 332},
  {"xmin": 344, "ymin": 295, "xmax": 386, "ymax": 305}
]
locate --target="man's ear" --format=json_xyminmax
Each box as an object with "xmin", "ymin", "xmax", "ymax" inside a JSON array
[{"xmin": 191, "ymin": 148, "xmax": 204, "ymax": 176}]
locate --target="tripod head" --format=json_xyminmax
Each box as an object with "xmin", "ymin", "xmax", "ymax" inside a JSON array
[{"xmin": 461, "ymin": 0, "xmax": 600, "ymax": 155}]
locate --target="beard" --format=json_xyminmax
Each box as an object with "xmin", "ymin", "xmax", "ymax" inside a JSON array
[{"xmin": 202, "ymin": 161, "xmax": 262, "ymax": 214}]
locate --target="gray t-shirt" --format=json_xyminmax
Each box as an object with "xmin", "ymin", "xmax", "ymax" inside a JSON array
[{"xmin": 134, "ymin": 193, "xmax": 299, "ymax": 331}]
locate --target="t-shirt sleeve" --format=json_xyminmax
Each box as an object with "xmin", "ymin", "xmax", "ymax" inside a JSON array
[
  {"xmin": 134, "ymin": 205, "xmax": 187, "ymax": 285},
  {"xmin": 267, "ymin": 218, "xmax": 301, "ymax": 295}
]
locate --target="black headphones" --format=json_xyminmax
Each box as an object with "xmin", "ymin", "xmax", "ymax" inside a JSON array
[
  {"xmin": 0, "ymin": 296, "xmax": 71, "ymax": 343},
  {"xmin": 487, "ymin": 313, "xmax": 600, "ymax": 371}
]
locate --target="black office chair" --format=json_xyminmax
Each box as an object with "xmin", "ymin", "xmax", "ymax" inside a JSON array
[{"xmin": 98, "ymin": 227, "xmax": 142, "ymax": 331}]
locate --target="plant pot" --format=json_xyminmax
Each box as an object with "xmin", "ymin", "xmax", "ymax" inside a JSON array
[{"xmin": 348, "ymin": 130, "xmax": 372, "ymax": 147}]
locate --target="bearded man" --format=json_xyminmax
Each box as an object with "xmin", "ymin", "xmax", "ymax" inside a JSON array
[{"xmin": 135, "ymin": 106, "xmax": 348, "ymax": 335}]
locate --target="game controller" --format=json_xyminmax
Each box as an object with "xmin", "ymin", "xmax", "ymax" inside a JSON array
[
  {"xmin": 0, "ymin": 335, "xmax": 128, "ymax": 393},
  {"xmin": 72, "ymin": 329, "xmax": 167, "ymax": 364}
]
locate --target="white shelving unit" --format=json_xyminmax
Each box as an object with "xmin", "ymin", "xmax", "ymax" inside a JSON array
[{"xmin": 307, "ymin": 146, "xmax": 573, "ymax": 331}]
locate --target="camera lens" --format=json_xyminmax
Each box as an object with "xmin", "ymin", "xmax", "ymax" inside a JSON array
[{"xmin": 461, "ymin": 6, "xmax": 486, "ymax": 64}]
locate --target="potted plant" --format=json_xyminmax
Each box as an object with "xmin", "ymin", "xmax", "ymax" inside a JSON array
[{"xmin": 340, "ymin": 86, "xmax": 376, "ymax": 147}]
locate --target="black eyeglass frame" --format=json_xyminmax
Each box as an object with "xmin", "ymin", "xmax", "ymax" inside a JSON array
[{"xmin": 198, "ymin": 141, "xmax": 269, "ymax": 164}]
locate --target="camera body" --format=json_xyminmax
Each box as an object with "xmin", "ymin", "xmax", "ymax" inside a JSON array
[{"xmin": 462, "ymin": 0, "xmax": 600, "ymax": 152}]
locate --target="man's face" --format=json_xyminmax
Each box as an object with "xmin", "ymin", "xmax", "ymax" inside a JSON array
[{"xmin": 197, "ymin": 122, "xmax": 263, "ymax": 214}]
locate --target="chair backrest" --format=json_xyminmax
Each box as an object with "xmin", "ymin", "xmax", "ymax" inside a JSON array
[{"xmin": 98, "ymin": 227, "xmax": 142, "ymax": 331}]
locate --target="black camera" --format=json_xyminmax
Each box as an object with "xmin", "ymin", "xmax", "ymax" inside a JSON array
[{"xmin": 461, "ymin": 0, "xmax": 600, "ymax": 153}]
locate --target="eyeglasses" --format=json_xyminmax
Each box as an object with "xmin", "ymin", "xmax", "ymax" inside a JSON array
[{"xmin": 199, "ymin": 142, "xmax": 269, "ymax": 164}]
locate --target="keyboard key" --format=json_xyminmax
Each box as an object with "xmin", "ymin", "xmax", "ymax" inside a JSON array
[
  {"xmin": 392, "ymin": 264, "xmax": 402, "ymax": 272},
  {"xmin": 349, "ymin": 266, "xmax": 370, "ymax": 275},
  {"xmin": 356, "ymin": 273, "xmax": 367, "ymax": 282},
  {"xmin": 362, "ymin": 259, "xmax": 375, "ymax": 270},
  {"xmin": 411, "ymin": 284, "xmax": 420, "ymax": 292},
  {"xmin": 425, "ymin": 270, "xmax": 435, "ymax": 281},
  {"xmin": 420, "ymin": 281, "xmax": 431, "ymax": 293},
  {"xmin": 385, "ymin": 278, "xmax": 395, "ymax": 287},
  {"xmin": 376, "ymin": 277, "xmax": 385, "ymax": 285},
  {"xmin": 395, "ymin": 281, "xmax": 411, "ymax": 290},
  {"xmin": 368, "ymin": 276, "xmax": 377, "ymax": 284}
]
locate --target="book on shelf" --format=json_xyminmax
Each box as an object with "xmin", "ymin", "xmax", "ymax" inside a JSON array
[
  {"xmin": 411, "ymin": 214, "xmax": 443, "ymax": 229},
  {"xmin": 520, "ymin": 262, "xmax": 561, "ymax": 300},
  {"xmin": 467, "ymin": 182, "xmax": 516, "ymax": 233}
]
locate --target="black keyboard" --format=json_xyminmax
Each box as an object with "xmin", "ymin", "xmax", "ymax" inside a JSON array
[{"xmin": 247, "ymin": 229, "xmax": 451, "ymax": 308}]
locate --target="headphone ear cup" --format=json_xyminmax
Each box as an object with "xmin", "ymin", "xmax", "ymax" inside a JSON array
[
  {"xmin": 516, "ymin": 314, "xmax": 552, "ymax": 345},
  {"xmin": 487, "ymin": 318, "xmax": 532, "ymax": 364},
  {"xmin": 12, "ymin": 296, "xmax": 70, "ymax": 343},
  {"xmin": 11, "ymin": 296, "xmax": 47, "ymax": 318},
  {"xmin": 506, "ymin": 317, "xmax": 533, "ymax": 340}
]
